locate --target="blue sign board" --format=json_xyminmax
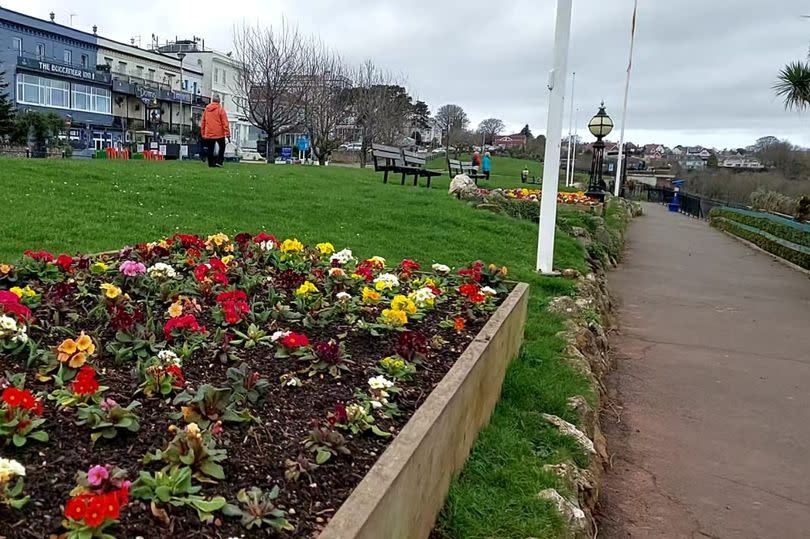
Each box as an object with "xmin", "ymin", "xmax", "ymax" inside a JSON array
[
  {"xmin": 297, "ymin": 136, "xmax": 310, "ymax": 152},
  {"xmin": 281, "ymin": 147, "xmax": 293, "ymax": 161}
]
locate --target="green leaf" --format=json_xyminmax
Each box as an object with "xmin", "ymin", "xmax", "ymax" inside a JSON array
[
  {"xmin": 9, "ymin": 495, "xmax": 30, "ymax": 509},
  {"xmin": 371, "ymin": 425, "xmax": 392, "ymax": 438},
  {"xmin": 221, "ymin": 503, "xmax": 243, "ymax": 517},
  {"xmin": 29, "ymin": 430, "xmax": 48, "ymax": 442},
  {"xmin": 90, "ymin": 431, "xmax": 104, "ymax": 443},
  {"xmin": 199, "ymin": 461, "xmax": 225, "ymax": 480},
  {"xmin": 315, "ymin": 449, "xmax": 331, "ymax": 465},
  {"xmin": 12, "ymin": 434, "xmax": 26, "ymax": 447},
  {"xmin": 155, "ymin": 486, "xmax": 172, "ymax": 502}
]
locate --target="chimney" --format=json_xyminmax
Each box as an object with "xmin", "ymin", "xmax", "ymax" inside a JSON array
[
  {"xmin": 92, "ymin": 25, "xmax": 98, "ymax": 35},
  {"xmin": 49, "ymin": 12, "xmax": 55, "ymax": 22}
]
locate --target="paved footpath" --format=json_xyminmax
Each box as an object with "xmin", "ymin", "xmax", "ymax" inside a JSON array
[{"xmin": 599, "ymin": 203, "xmax": 810, "ymax": 538}]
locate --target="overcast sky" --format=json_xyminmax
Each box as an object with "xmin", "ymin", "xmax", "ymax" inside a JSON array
[{"xmin": 6, "ymin": 0, "xmax": 810, "ymax": 149}]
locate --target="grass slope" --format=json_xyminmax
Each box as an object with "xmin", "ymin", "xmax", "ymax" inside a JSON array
[{"xmin": 1, "ymin": 158, "xmax": 611, "ymax": 538}]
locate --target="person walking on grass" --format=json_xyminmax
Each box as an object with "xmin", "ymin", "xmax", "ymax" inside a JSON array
[
  {"xmin": 472, "ymin": 150, "xmax": 482, "ymax": 171},
  {"xmin": 201, "ymin": 94, "xmax": 230, "ymax": 168},
  {"xmin": 482, "ymin": 151, "xmax": 492, "ymax": 181}
]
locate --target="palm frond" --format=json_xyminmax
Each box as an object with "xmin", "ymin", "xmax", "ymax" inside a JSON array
[{"xmin": 774, "ymin": 61, "xmax": 810, "ymax": 111}]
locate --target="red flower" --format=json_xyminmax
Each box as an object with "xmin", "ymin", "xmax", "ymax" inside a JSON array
[
  {"xmin": 0, "ymin": 292, "xmax": 31, "ymax": 321},
  {"xmin": 458, "ymin": 283, "xmax": 481, "ymax": 298},
  {"xmin": 186, "ymin": 247, "xmax": 202, "ymax": 261},
  {"xmin": 165, "ymin": 365, "xmax": 185, "ymax": 387},
  {"xmin": 0, "ymin": 290, "xmax": 19, "ymax": 304},
  {"xmin": 84, "ymin": 495, "xmax": 107, "ymax": 527},
  {"xmin": 212, "ymin": 272, "xmax": 229, "ymax": 286},
  {"xmin": 193, "ymin": 263, "xmax": 209, "ymax": 282},
  {"xmin": 172, "ymin": 234, "xmax": 206, "ymax": 249},
  {"xmin": 64, "ymin": 493, "xmax": 92, "ymax": 522},
  {"xmin": 164, "ymin": 314, "xmax": 206, "ymax": 341},
  {"xmin": 114, "ymin": 485, "xmax": 129, "ymax": 506},
  {"xmin": 72, "ymin": 370, "xmax": 100, "ymax": 395},
  {"xmin": 18, "ymin": 390, "xmax": 35, "ymax": 411},
  {"xmin": 208, "ymin": 257, "xmax": 227, "ymax": 273},
  {"xmin": 352, "ymin": 265, "xmax": 373, "ymax": 282},
  {"xmin": 470, "ymin": 293, "xmax": 486, "ymax": 303},
  {"xmin": 55, "ymin": 254, "xmax": 74, "ymax": 272},
  {"xmin": 234, "ymin": 232, "xmax": 253, "ymax": 246},
  {"xmin": 458, "ymin": 262, "xmax": 483, "ymax": 283},
  {"xmin": 23, "ymin": 250, "xmax": 54, "ymax": 262},
  {"xmin": 99, "ymin": 491, "xmax": 121, "ymax": 519},
  {"xmin": 330, "ymin": 403, "xmax": 348, "ymax": 425},
  {"xmin": 216, "ymin": 290, "xmax": 248, "ymax": 303},
  {"xmin": 2, "ymin": 387, "xmax": 22, "ymax": 408},
  {"xmin": 399, "ymin": 259, "xmax": 421, "ymax": 277},
  {"xmin": 221, "ymin": 300, "xmax": 249, "ymax": 324},
  {"xmin": 254, "ymin": 232, "xmax": 279, "ymax": 247},
  {"xmin": 281, "ymin": 332, "xmax": 309, "ymax": 349},
  {"xmin": 453, "ymin": 317, "xmax": 466, "ymax": 332}
]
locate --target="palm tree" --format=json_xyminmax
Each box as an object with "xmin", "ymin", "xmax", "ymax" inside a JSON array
[{"xmin": 774, "ymin": 61, "xmax": 810, "ymax": 111}]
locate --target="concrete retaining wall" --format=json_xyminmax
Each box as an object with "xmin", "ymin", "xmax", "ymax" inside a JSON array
[{"xmin": 319, "ymin": 282, "xmax": 530, "ymax": 539}]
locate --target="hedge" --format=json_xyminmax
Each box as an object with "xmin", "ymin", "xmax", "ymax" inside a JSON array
[
  {"xmin": 709, "ymin": 208, "xmax": 810, "ymax": 249},
  {"xmin": 710, "ymin": 216, "xmax": 810, "ymax": 270}
]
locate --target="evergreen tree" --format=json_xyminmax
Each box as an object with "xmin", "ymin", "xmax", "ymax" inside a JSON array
[
  {"xmin": 0, "ymin": 70, "xmax": 16, "ymax": 142},
  {"xmin": 520, "ymin": 123, "xmax": 533, "ymax": 139}
]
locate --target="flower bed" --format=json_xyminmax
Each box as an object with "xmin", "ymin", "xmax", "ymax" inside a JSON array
[
  {"xmin": 471, "ymin": 187, "xmax": 597, "ymax": 205},
  {"xmin": 0, "ymin": 235, "xmax": 510, "ymax": 538}
]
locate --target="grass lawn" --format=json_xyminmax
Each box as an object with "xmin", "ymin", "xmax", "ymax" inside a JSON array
[
  {"xmin": 426, "ymin": 153, "xmax": 590, "ymax": 189},
  {"xmin": 1, "ymin": 158, "xmax": 609, "ymax": 537}
]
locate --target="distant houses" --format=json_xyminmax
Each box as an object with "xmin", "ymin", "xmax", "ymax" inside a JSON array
[
  {"xmin": 493, "ymin": 134, "xmax": 527, "ymax": 149},
  {"xmin": 719, "ymin": 155, "xmax": 764, "ymax": 170}
]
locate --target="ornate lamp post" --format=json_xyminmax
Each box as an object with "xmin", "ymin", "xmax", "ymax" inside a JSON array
[{"xmin": 586, "ymin": 102, "xmax": 614, "ymax": 202}]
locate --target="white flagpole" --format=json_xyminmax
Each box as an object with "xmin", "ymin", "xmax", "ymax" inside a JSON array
[
  {"xmin": 572, "ymin": 107, "xmax": 579, "ymax": 185},
  {"xmin": 614, "ymin": 0, "xmax": 638, "ymax": 197},
  {"xmin": 537, "ymin": 0, "xmax": 573, "ymax": 274},
  {"xmin": 565, "ymin": 72, "xmax": 576, "ymax": 187}
]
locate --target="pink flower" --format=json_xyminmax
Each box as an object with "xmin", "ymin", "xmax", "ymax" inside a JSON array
[
  {"xmin": 120, "ymin": 260, "xmax": 147, "ymax": 277},
  {"xmin": 87, "ymin": 465, "xmax": 109, "ymax": 487},
  {"xmin": 100, "ymin": 398, "xmax": 118, "ymax": 411}
]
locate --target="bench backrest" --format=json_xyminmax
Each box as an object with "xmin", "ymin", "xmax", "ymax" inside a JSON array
[
  {"xmin": 372, "ymin": 143, "xmax": 404, "ymax": 169},
  {"xmin": 448, "ymin": 158, "xmax": 478, "ymax": 176},
  {"xmin": 402, "ymin": 149, "xmax": 428, "ymax": 169}
]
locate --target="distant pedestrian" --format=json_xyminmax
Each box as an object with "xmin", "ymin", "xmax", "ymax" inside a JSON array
[
  {"xmin": 201, "ymin": 95, "xmax": 230, "ymax": 168},
  {"xmin": 482, "ymin": 151, "xmax": 492, "ymax": 181},
  {"xmin": 472, "ymin": 150, "xmax": 482, "ymax": 170}
]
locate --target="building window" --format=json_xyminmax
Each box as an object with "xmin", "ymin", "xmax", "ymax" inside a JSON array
[
  {"xmin": 117, "ymin": 61, "xmax": 128, "ymax": 75},
  {"xmin": 147, "ymin": 69, "xmax": 155, "ymax": 81},
  {"xmin": 36, "ymin": 43, "xmax": 45, "ymax": 59},
  {"xmin": 16, "ymin": 74, "xmax": 70, "ymax": 109},
  {"xmin": 214, "ymin": 67, "xmax": 219, "ymax": 83},
  {"xmin": 64, "ymin": 50, "xmax": 72, "ymax": 64},
  {"xmin": 72, "ymin": 84, "xmax": 112, "ymax": 114},
  {"xmin": 222, "ymin": 70, "xmax": 227, "ymax": 84},
  {"xmin": 12, "ymin": 37, "xmax": 22, "ymax": 56},
  {"xmin": 81, "ymin": 54, "xmax": 89, "ymax": 67},
  {"xmin": 136, "ymin": 66, "xmax": 144, "ymax": 77}
]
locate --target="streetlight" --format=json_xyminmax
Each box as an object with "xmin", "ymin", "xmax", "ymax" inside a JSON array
[
  {"xmin": 585, "ymin": 102, "xmax": 613, "ymax": 202},
  {"xmin": 177, "ymin": 52, "xmax": 186, "ymax": 143}
]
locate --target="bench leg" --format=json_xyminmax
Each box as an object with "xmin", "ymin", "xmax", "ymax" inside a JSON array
[
  {"xmin": 383, "ymin": 170, "xmax": 389, "ymax": 184},
  {"xmin": 401, "ymin": 172, "xmax": 406, "ymax": 186},
  {"xmin": 426, "ymin": 176, "xmax": 431, "ymax": 188},
  {"xmin": 413, "ymin": 174, "xmax": 418, "ymax": 187}
]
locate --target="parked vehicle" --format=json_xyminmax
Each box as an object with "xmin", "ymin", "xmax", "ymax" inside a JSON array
[{"xmin": 340, "ymin": 142, "xmax": 363, "ymax": 151}]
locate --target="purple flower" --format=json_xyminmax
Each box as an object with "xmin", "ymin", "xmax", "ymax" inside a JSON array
[
  {"xmin": 100, "ymin": 397, "xmax": 118, "ymax": 411},
  {"xmin": 120, "ymin": 260, "xmax": 147, "ymax": 277},
  {"xmin": 87, "ymin": 465, "xmax": 109, "ymax": 487}
]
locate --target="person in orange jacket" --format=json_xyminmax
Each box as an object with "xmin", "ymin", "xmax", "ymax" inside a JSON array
[{"xmin": 200, "ymin": 94, "xmax": 231, "ymax": 168}]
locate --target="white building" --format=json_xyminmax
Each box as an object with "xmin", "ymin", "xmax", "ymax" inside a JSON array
[
  {"xmin": 96, "ymin": 36, "xmax": 204, "ymax": 144},
  {"xmin": 720, "ymin": 155, "xmax": 764, "ymax": 170},
  {"xmin": 157, "ymin": 39, "xmax": 262, "ymax": 150}
]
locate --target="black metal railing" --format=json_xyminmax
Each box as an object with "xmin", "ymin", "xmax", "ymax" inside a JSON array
[{"xmin": 625, "ymin": 184, "xmax": 749, "ymax": 220}]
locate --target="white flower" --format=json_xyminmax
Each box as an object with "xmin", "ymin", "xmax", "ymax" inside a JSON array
[
  {"xmin": 432, "ymin": 263, "xmax": 451, "ymax": 274},
  {"xmin": 373, "ymin": 273, "xmax": 399, "ymax": 290},
  {"xmin": 481, "ymin": 286, "xmax": 498, "ymax": 297},
  {"xmin": 259, "ymin": 240, "xmax": 276, "ymax": 252},
  {"xmin": 336, "ymin": 292, "xmax": 352, "ymax": 302},
  {"xmin": 0, "ymin": 315, "xmax": 17, "ymax": 332},
  {"xmin": 330, "ymin": 249, "xmax": 354, "ymax": 265},
  {"xmin": 271, "ymin": 330, "xmax": 291, "ymax": 342},
  {"xmin": 0, "ymin": 457, "xmax": 25, "ymax": 483},
  {"xmin": 13, "ymin": 328, "xmax": 28, "ymax": 344},
  {"xmin": 370, "ymin": 400, "xmax": 383, "ymax": 409},
  {"xmin": 158, "ymin": 350, "xmax": 181, "ymax": 365},
  {"xmin": 147, "ymin": 262, "xmax": 177, "ymax": 279},
  {"xmin": 368, "ymin": 375, "xmax": 394, "ymax": 390},
  {"xmin": 411, "ymin": 287, "xmax": 436, "ymax": 307}
]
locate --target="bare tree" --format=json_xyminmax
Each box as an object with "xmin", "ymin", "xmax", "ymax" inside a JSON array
[
  {"xmin": 301, "ymin": 43, "xmax": 352, "ymax": 165},
  {"xmin": 351, "ymin": 61, "xmax": 413, "ymax": 167},
  {"xmin": 232, "ymin": 21, "xmax": 311, "ymax": 163},
  {"xmin": 435, "ymin": 104, "xmax": 469, "ymax": 151},
  {"xmin": 477, "ymin": 118, "xmax": 505, "ymax": 145}
]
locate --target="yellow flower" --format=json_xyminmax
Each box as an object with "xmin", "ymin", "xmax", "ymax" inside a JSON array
[
  {"xmin": 206, "ymin": 233, "xmax": 230, "ymax": 249},
  {"xmin": 100, "ymin": 283, "xmax": 122, "ymax": 299},
  {"xmin": 280, "ymin": 238, "xmax": 304, "ymax": 254},
  {"xmin": 316, "ymin": 242, "xmax": 335, "ymax": 255},
  {"xmin": 366, "ymin": 256, "xmax": 386, "ymax": 268},
  {"xmin": 0, "ymin": 264, "xmax": 12, "ymax": 275},
  {"xmin": 68, "ymin": 352, "xmax": 87, "ymax": 369},
  {"xmin": 9, "ymin": 287, "xmax": 23, "ymax": 299},
  {"xmin": 168, "ymin": 301, "xmax": 183, "ymax": 318},
  {"xmin": 221, "ymin": 255, "xmax": 235, "ymax": 267},
  {"xmin": 11, "ymin": 285, "xmax": 37, "ymax": 299},
  {"xmin": 76, "ymin": 332, "xmax": 96, "ymax": 354},
  {"xmin": 91, "ymin": 261, "xmax": 109, "ymax": 274},
  {"xmin": 391, "ymin": 295, "xmax": 417, "ymax": 315},
  {"xmin": 381, "ymin": 308, "xmax": 408, "ymax": 327},
  {"xmin": 362, "ymin": 287, "xmax": 381, "ymax": 303},
  {"xmin": 295, "ymin": 281, "xmax": 318, "ymax": 297},
  {"xmin": 58, "ymin": 338, "xmax": 77, "ymax": 356},
  {"xmin": 158, "ymin": 240, "xmax": 170, "ymax": 250}
]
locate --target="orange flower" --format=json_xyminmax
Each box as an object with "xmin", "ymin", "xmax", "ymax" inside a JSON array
[
  {"xmin": 453, "ymin": 317, "xmax": 465, "ymax": 333},
  {"xmin": 76, "ymin": 332, "xmax": 95, "ymax": 354},
  {"xmin": 58, "ymin": 338, "xmax": 78, "ymax": 356},
  {"xmin": 68, "ymin": 352, "xmax": 87, "ymax": 369}
]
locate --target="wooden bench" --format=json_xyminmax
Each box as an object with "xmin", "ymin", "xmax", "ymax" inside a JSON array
[
  {"xmin": 447, "ymin": 158, "xmax": 486, "ymax": 184},
  {"xmin": 372, "ymin": 144, "xmax": 439, "ymax": 187},
  {"xmin": 402, "ymin": 149, "xmax": 442, "ymax": 187}
]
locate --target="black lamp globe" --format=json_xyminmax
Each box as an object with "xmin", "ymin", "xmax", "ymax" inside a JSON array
[{"xmin": 586, "ymin": 102, "xmax": 613, "ymax": 202}]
